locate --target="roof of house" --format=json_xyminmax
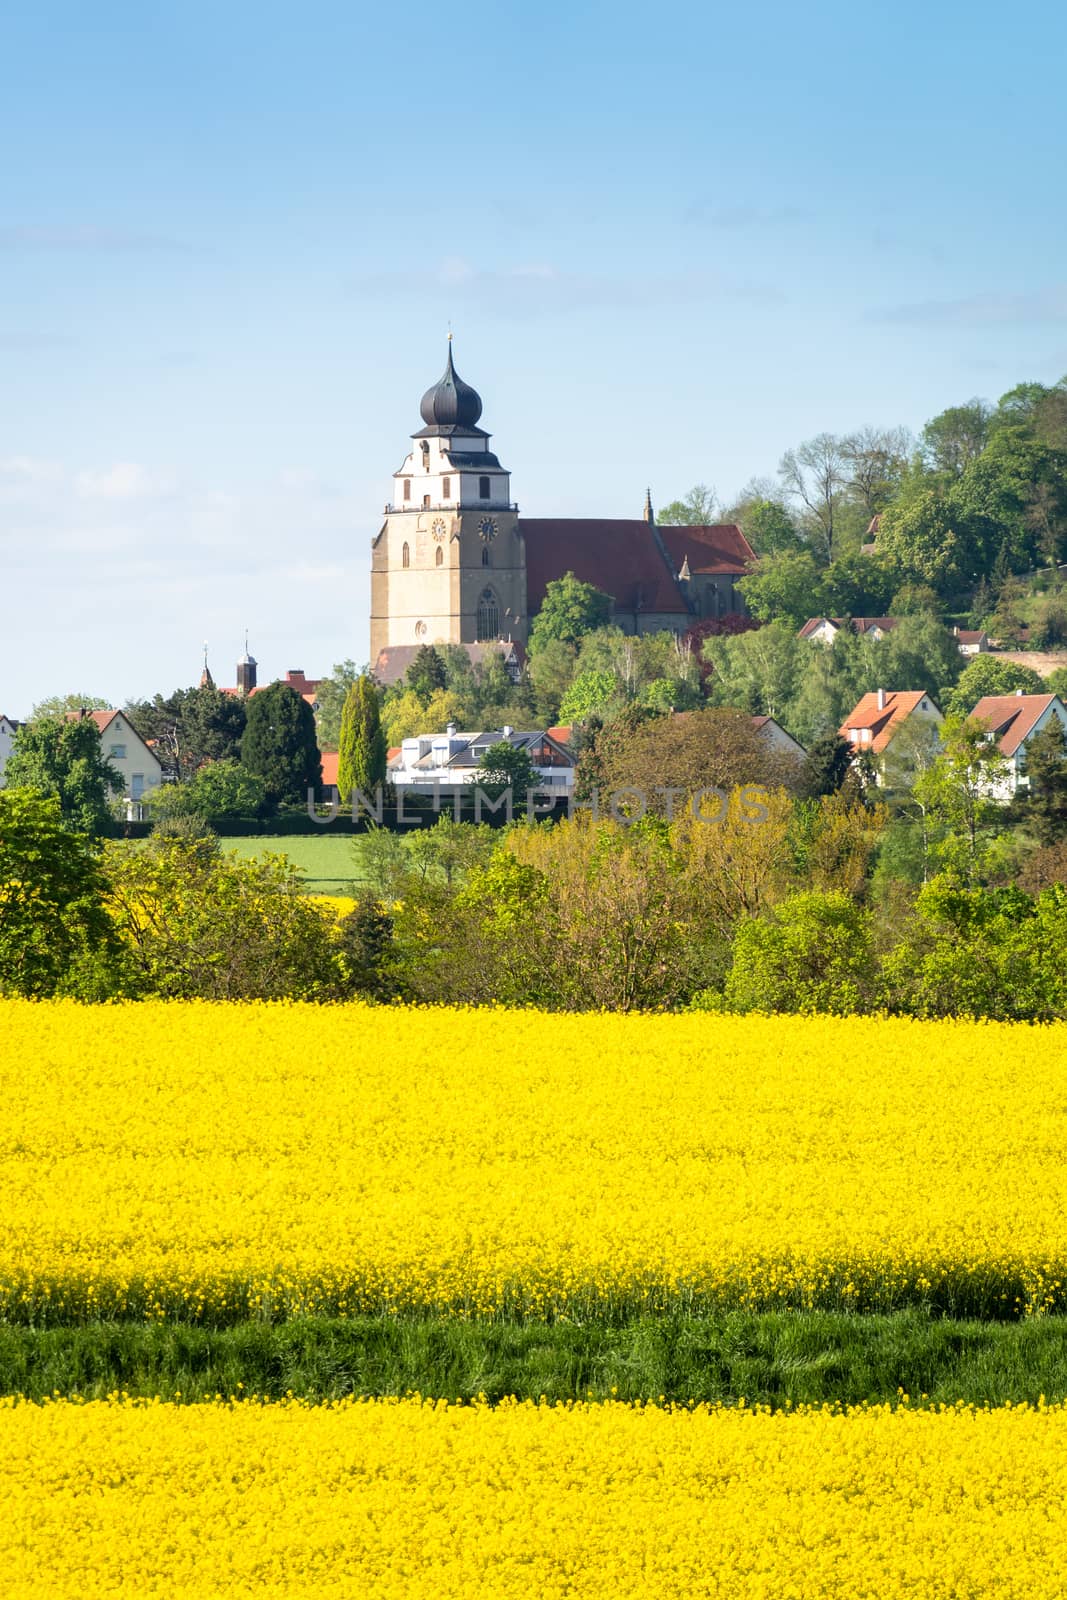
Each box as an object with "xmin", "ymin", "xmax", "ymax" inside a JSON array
[
  {"xmin": 954, "ymin": 629, "xmax": 988, "ymax": 645},
  {"xmin": 968, "ymin": 693, "xmax": 1060, "ymax": 756},
  {"xmin": 852, "ymin": 617, "xmax": 901, "ymax": 634},
  {"xmin": 64, "ymin": 708, "xmax": 121, "ymax": 733},
  {"xmin": 396, "ymin": 727, "xmax": 574, "ymax": 774},
  {"xmin": 546, "ymin": 724, "xmax": 573, "ymax": 746},
  {"xmin": 658, "ymin": 522, "xmax": 756, "ymax": 577},
  {"xmin": 319, "ymin": 751, "xmax": 339, "ymax": 789},
  {"xmin": 798, "ymin": 617, "xmax": 843, "ymax": 638},
  {"xmin": 372, "ymin": 639, "xmax": 523, "ymax": 688},
  {"xmin": 839, "ymin": 690, "xmax": 937, "ymax": 754}
]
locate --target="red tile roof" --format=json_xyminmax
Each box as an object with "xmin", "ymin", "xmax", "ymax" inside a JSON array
[
  {"xmin": 546, "ymin": 724, "xmax": 573, "ymax": 746},
  {"xmin": 658, "ymin": 523, "xmax": 755, "ymax": 576},
  {"xmin": 839, "ymin": 690, "xmax": 937, "ymax": 754},
  {"xmin": 798, "ymin": 617, "xmax": 843, "ymax": 638},
  {"xmin": 319, "ymin": 751, "xmax": 339, "ymax": 788},
  {"xmin": 64, "ymin": 709, "xmax": 120, "ymax": 733},
  {"xmin": 522, "ymin": 519, "xmax": 686, "ymax": 617},
  {"xmin": 969, "ymin": 693, "xmax": 1059, "ymax": 756}
]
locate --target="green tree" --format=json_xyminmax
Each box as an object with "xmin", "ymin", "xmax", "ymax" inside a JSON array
[
  {"xmin": 945, "ymin": 656, "xmax": 1045, "ymax": 719},
  {"xmin": 778, "ymin": 434, "xmax": 849, "ymax": 564},
  {"xmin": 334, "ymin": 899, "xmax": 403, "ymax": 1000},
  {"xmin": 820, "ymin": 552, "xmax": 898, "ymax": 617},
  {"xmin": 724, "ymin": 891, "xmax": 875, "ymax": 1015},
  {"xmin": 125, "ymin": 686, "xmax": 246, "ymax": 781},
  {"xmin": 734, "ymin": 496, "xmax": 804, "ymax": 555},
  {"xmin": 873, "ymin": 490, "xmax": 963, "ymax": 592},
  {"xmin": 31, "ymin": 692, "xmax": 110, "ymax": 720},
  {"xmin": 528, "ymin": 572, "xmax": 614, "ymax": 653},
  {"xmin": 240, "ymin": 682, "xmax": 322, "ymax": 805},
  {"xmin": 149, "ymin": 759, "xmax": 267, "ymax": 821},
  {"xmin": 704, "ymin": 620, "xmax": 803, "ymax": 719},
  {"xmin": 4, "ymin": 717, "xmax": 123, "ymax": 835},
  {"xmin": 655, "ymin": 483, "xmax": 718, "ymax": 525},
  {"xmin": 527, "ymin": 638, "xmax": 577, "ymax": 724},
  {"xmin": 737, "ymin": 551, "xmax": 827, "ymax": 628},
  {"xmin": 475, "ymin": 740, "xmax": 540, "ymax": 804},
  {"xmin": 314, "ymin": 660, "xmax": 363, "ymax": 752},
  {"xmin": 337, "ymin": 676, "xmax": 387, "ymax": 801},
  {"xmin": 912, "ymin": 715, "xmax": 1008, "ymax": 880},
  {"xmin": 406, "ymin": 645, "xmax": 448, "ymax": 704},
  {"xmin": 0, "ymin": 790, "xmax": 120, "ymax": 997},
  {"xmin": 919, "ymin": 401, "xmax": 992, "ymax": 477},
  {"xmin": 799, "ymin": 733, "xmax": 855, "ymax": 799},
  {"xmin": 382, "ymin": 687, "xmax": 469, "ymax": 745},
  {"xmin": 559, "ymin": 670, "xmax": 622, "ymax": 724},
  {"xmin": 1017, "ymin": 716, "xmax": 1067, "ymax": 844}
]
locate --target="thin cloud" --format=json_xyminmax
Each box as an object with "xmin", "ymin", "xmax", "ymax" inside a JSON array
[
  {"xmin": 682, "ymin": 203, "xmax": 811, "ymax": 228},
  {"xmin": 74, "ymin": 463, "xmax": 177, "ymax": 501},
  {"xmin": 0, "ymin": 224, "xmax": 188, "ymax": 252},
  {"xmin": 350, "ymin": 258, "xmax": 785, "ymax": 316},
  {"xmin": 871, "ymin": 284, "xmax": 1067, "ymax": 327}
]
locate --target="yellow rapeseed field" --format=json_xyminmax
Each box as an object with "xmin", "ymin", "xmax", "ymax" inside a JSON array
[
  {"xmin": 2, "ymin": 1000, "xmax": 1067, "ymax": 1319},
  {"xmin": 1, "ymin": 1395, "xmax": 1065, "ymax": 1597}
]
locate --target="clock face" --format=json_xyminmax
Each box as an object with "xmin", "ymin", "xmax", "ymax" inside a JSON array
[
  {"xmin": 431, "ymin": 518, "xmax": 447, "ymax": 541},
  {"xmin": 479, "ymin": 517, "xmax": 498, "ymax": 542}
]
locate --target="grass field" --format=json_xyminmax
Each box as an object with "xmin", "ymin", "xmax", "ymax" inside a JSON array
[{"xmin": 224, "ymin": 832, "xmax": 370, "ymax": 892}]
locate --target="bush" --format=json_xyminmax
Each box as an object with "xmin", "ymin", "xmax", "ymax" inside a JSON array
[{"xmin": 724, "ymin": 891, "xmax": 875, "ymax": 1015}]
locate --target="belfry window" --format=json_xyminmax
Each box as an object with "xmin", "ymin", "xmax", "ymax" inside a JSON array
[
  {"xmin": 477, "ymin": 588, "xmax": 499, "ymax": 639},
  {"xmin": 422, "ymin": 495, "xmax": 430, "ymax": 509},
  {"xmin": 403, "ymin": 479, "xmax": 411, "ymax": 502},
  {"xmin": 479, "ymin": 476, "xmax": 491, "ymax": 499},
  {"xmin": 436, "ymin": 546, "xmax": 444, "ymax": 567},
  {"xmin": 481, "ymin": 548, "xmax": 490, "ymax": 567},
  {"xmin": 442, "ymin": 475, "xmax": 451, "ymax": 499},
  {"xmin": 402, "ymin": 542, "xmax": 410, "ymax": 568}
]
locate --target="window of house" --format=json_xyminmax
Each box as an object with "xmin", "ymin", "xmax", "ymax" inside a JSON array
[
  {"xmin": 477, "ymin": 588, "xmax": 499, "ymax": 638},
  {"xmin": 109, "ymin": 744, "xmax": 126, "ymax": 759},
  {"xmin": 479, "ymin": 476, "xmax": 490, "ymax": 498},
  {"xmin": 403, "ymin": 479, "xmax": 411, "ymax": 502},
  {"xmin": 436, "ymin": 546, "xmax": 444, "ymax": 567},
  {"xmin": 402, "ymin": 542, "xmax": 410, "ymax": 568},
  {"xmin": 442, "ymin": 476, "xmax": 451, "ymax": 498},
  {"xmin": 131, "ymin": 774, "xmax": 144, "ymax": 799}
]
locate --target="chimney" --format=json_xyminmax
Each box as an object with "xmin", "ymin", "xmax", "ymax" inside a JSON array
[
  {"xmin": 502, "ymin": 724, "xmax": 514, "ymax": 738},
  {"xmin": 1016, "ymin": 687, "xmax": 1025, "ymax": 696},
  {"xmin": 446, "ymin": 721, "xmax": 457, "ymax": 737},
  {"xmin": 876, "ymin": 688, "xmax": 886, "ymax": 711}
]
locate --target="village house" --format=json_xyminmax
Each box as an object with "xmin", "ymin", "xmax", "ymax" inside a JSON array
[
  {"xmin": 0, "ymin": 714, "xmax": 18, "ymax": 787},
  {"xmin": 750, "ymin": 715, "xmax": 807, "ymax": 763},
  {"xmin": 390, "ymin": 724, "xmax": 575, "ymax": 799},
  {"xmin": 65, "ymin": 708, "xmax": 164, "ymax": 815},
  {"xmin": 838, "ymin": 689, "xmax": 943, "ymax": 784},
  {"xmin": 798, "ymin": 616, "xmax": 901, "ymax": 644},
  {"xmin": 968, "ymin": 691, "xmax": 1067, "ymax": 801},
  {"xmin": 952, "ymin": 627, "xmax": 990, "ymax": 656}
]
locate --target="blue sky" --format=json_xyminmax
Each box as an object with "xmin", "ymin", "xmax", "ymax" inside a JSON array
[{"xmin": 2, "ymin": 0, "xmax": 1065, "ymax": 716}]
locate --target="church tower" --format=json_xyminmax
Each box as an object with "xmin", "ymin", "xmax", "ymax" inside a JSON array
[{"xmin": 370, "ymin": 341, "xmax": 525, "ymax": 662}]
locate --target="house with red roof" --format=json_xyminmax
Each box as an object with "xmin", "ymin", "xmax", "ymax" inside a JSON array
[
  {"xmin": 838, "ymin": 689, "xmax": 943, "ymax": 784},
  {"xmin": 968, "ymin": 692, "xmax": 1067, "ymax": 800},
  {"xmin": 64, "ymin": 708, "xmax": 164, "ymax": 812},
  {"xmin": 799, "ymin": 616, "xmax": 901, "ymax": 644}
]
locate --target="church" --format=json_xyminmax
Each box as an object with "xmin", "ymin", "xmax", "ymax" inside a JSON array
[{"xmin": 370, "ymin": 343, "xmax": 754, "ymax": 682}]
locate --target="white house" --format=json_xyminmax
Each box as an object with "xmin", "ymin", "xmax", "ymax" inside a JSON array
[
  {"xmin": 67, "ymin": 709, "xmax": 164, "ymax": 815},
  {"xmin": 751, "ymin": 715, "xmax": 806, "ymax": 763},
  {"xmin": 969, "ymin": 692, "xmax": 1067, "ymax": 801},
  {"xmin": 839, "ymin": 689, "xmax": 943, "ymax": 785},
  {"xmin": 390, "ymin": 724, "xmax": 575, "ymax": 799},
  {"xmin": 0, "ymin": 714, "xmax": 17, "ymax": 787},
  {"xmin": 953, "ymin": 627, "xmax": 990, "ymax": 656},
  {"xmin": 798, "ymin": 616, "xmax": 901, "ymax": 645}
]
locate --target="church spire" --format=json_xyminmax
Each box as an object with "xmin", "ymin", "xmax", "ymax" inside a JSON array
[
  {"xmin": 643, "ymin": 487, "xmax": 655, "ymax": 524},
  {"xmin": 199, "ymin": 641, "xmax": 215, "ymax": 691}
]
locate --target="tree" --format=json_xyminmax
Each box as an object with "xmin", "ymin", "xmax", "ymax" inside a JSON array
[
  {"xmin": 1018, "ymin": 717, "xmax": 1067, "ymax": 844},
  {"xmin": 799, "ymin": 733, "xmax": 855, "ymax": 799},
  {"xmin": 337, "ymin": 676, "xmax": 387, "ymax": 801},
  {"xmin": 821, "ymin": 552, "xmax": 898, "ymax": 618},
  {"xmin": 737, "ymin": 551, "xmax": 828, "ymax": 628},
  {"xmin": 382, "ymin": 688, "xmax": 470, "ymax": 746},
  {"xmin": 919, "ymin": 400, "xmax": 992, "ymax": 477},
  {"xmin": 842, "ymin": 426, "xmax": 911, "ymax": 515},
  {"xmin": 334, "ymin": 899, "xmax": 403, "ymax": 1001},
  {"xmin": 105, "ymin": 836, "xmax": 337, "ymax": 999},
  {"xmin": 475, "ymin": 740, "xmax": 540, "ymax": 804},
  {"xmin": 125, "ymin": 686, "xmax": 246, "ymax": 781},
  {"xmin": 594, "ymin": 707, "xmax": 796, "ymax": 813},
  {"xmin": 559, "ymin": 670, "xmax": 622, "ymax": 725},
  {"xmin": 406, "ymin": 645, "xmax": 448, "ymax": 704},
  {"xmin": 655, "ymin": 484, "xmax": 718, "ymax": 525},
  {"xmin": 528, "ymin": 572, "xmax": 614, "ymax": 652},
  {"xmin": 912, "ymin": 715, "xmax": 1008, "ymax": 880},
  {"xmin": 724, "ymin": 891, "xmax": 875, "ymax": 1016},
  {"xmin": 4, "ymin": 717, "xmax": 123, "ymax": 835},
  {"xmin": 877, "ymin": 614, "xmax": 961, "ymax": 699},
  {"xmin": 778, "ymin": 434, "xmax": 849, "ymax": 564},
  {"xmin": 0, "ymin": 790, "xmax": 120, "ymax": 997},
  {"xmin": 31, "ymin": 692, "xmax": 110, "ymax": 720},
  {"xmin": 314, "ymin": 660, "xmax": 364, "ymax": 752},
  {"xmin": 732, "ymin": 496, "xmax": 803, "ymax": 556},
  {"xmin": 945, "ymin": 656, "xmax": 1045, "ymax": 719},
  {"xmin": 704, "ymin": 620, "xmax": 803, "ymax": 721},
  {"xmin": 148, "ymin": 759, "xmax": 267, "ymax": 821},
  {"xmin": 527, "ymin": 638, "xmax": 577, "ymax": 724},
  {"xmin": 873, "ymin": 490, "xmax": 963, "ymax": 592},
  {"xmin": 240, "ymin": 682, "xmax": 322, "ymax": 805}
]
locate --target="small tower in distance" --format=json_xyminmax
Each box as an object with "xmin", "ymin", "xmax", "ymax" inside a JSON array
[
  {"xmin": 642, "ymin": 487, "xmax": 655, "ymax": 524},
  {"xmin": 237, "ymin": 633, "xmax": 258, "ymax": 697},
  {"xmin": 199, "ymin": 642, "xmax": 215, "ymax": 690}
]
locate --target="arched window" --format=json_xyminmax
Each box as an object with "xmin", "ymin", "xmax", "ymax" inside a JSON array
[
  {"xmin": 477, "ymin": 588, "xmax": 499, "ymax": 639},
  {"xmin": 436, "ymin": 546, "xmax": 444, "ymax": 567},
  {"xmin": 402, "ymin": 542, "xmax": 410, "ymax": 569},
  {"xmin": 479, "ymin": 475, "xmax": 491, "ymax": 499},
  {"xmin": 403, "ymin": 479, "xmax": 411, "ymax": 502},
  {"xmin": 442, "ymin": 475, "xmax": 451, "ymax": 499},
  {"xmin": 481, "ymin": 548, "xmax": 490, "ymax": 567}
]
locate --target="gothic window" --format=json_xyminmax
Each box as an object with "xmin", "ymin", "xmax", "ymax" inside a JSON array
[
  {"xmin": 442, "ymin": 475, "xmax": 451, "ymax": 498},
  {"xmin": 403, "ymin": 479, "xmax": 411, "ymax": 502},
  {"xmin": 479, "ymin": 475, "xmax": 490, "ymax": 499},
  {"xmin": 481, "ymin": 548, "xmax": 490, "ymax": 567},
  {"xmin": 436, "ymin": 546, "xmax": 444, "ymax": 567},
  {"xmin": 402, "ymin": 542, "xmax": 410, "ymax": 568},
  {"xmin": 477, "ymin": 587, "xmax": 499, "ymax": 639}
]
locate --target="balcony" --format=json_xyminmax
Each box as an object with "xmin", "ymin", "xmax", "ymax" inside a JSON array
[{"xmin": 383, "ymin": 502, "xmax": 520, "ymax": 515}]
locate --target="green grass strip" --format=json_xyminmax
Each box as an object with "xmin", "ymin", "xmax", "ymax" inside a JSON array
[{"xmin": 5, "ymin": 1310, "xmax": 1067, "ymax": 1407}]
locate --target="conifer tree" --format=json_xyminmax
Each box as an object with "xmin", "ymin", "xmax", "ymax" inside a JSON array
[
  {"xmin": 240, "ymin": 683, "xmax": 322, "ymax": 804},
  {"xmin": 336, "ymin": 676, "xmax": 386, "ymax": 801}
]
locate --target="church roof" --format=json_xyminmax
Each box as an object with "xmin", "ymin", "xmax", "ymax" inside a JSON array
[
  {"xmin": 658, "ymin": 523, "xmax": 756, "ymax": 576},
  {"xmin": 522, "ymin": 519, "xmax": 752, "ymax": 619},
  {"xmin": 444, "ymin": 450, "xmax": 504, "ymax": 470},
  {"xmin": 419, "ymin": 344, "xmax": 484, "ymax": 431}
]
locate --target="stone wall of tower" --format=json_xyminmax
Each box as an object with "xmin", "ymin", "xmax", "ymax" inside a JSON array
[{"xmin": 370, "ymin": 508, "xmax": 526, "ymax": 660}]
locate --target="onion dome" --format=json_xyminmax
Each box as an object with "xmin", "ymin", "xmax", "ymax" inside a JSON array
[{"xmin": 419, "ymin": 342, "xmax": 483, "ymax": 429}]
